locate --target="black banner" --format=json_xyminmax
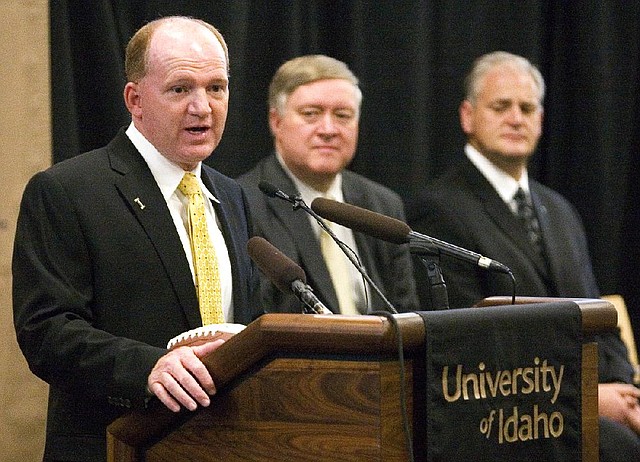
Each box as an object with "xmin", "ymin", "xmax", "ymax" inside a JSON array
[{"xmin": 418, "ymin": 301, "xmax": 582, "ymax": 462}]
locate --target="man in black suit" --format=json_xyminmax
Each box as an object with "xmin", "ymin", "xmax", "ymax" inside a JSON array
[
  {"xmin": 12, "ymin": 17, "xmax": 259, "ymax": 461},
  {"xmin": 238, "ymin": 55, "xmax": 417, "ymax": 315},
  {"xmin": 408, "ymin": 51, "xmax": 640, "ymax": 461}
]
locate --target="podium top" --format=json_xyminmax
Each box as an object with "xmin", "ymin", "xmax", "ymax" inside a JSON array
[{"xmin": 475, "ymin": 296, "xmax": 617, "ymax": 333}]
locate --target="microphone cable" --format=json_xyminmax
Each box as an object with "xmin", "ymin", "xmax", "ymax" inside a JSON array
[
  {"xmin": 296, "ymin": 199, "xmax": 398, "ymax": 314},
  {"xmin": 259, "ymin": 181, "xmax": 398, "ymax": 314},
  {"xmin": 371, "ymin": 310, "xmax": 414, "ymax": 462},
  {"xmin": 305, "ymin": 203, "xmax": 373, "ymax": 312},
  {"xmin": 508, "ymin": 270, "xmax": 517, "ymax": 305}
]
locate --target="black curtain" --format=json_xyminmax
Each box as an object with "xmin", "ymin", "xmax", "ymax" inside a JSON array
[{"xmin": 50, "ymin": 0, "xmax": 640, "ymax": 344}]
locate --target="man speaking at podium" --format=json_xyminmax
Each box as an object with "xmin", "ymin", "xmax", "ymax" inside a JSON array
[
  {"xmin": 238, "ymin": 55, "xmax": 418, "ymax": 315},
  {"xmin": 12, "ymin": 17, "xmax": 259, "ymax": 461},
  {"xmin": 408, "ymin": 51, "xmax": 640, "ymax": 461}
]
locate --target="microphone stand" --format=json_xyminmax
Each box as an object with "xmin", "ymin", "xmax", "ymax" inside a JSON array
[
  {"xmin": 410, "ymin": 240, "xmax": 450, "ymax": 310},
  {"xmin": 291, "ymin": 196, "xmax": 399, "ymax": 315}
]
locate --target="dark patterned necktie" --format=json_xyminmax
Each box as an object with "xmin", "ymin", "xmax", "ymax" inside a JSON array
[{"xmin": 513, "ymin": 188, "xmax": 543, "ymax": 255}]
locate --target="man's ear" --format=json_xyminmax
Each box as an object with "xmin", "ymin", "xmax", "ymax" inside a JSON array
[
  {"xmin": 459, "ymin": 100, "xmax": 474, "ymax": 135},
  {"xmin": 268, "ymin": 107, "xmax": 281, "ymax": 137},
  {"xmin": 123, "ymin": 82, "xmax": 142, "ymax": 118},
  {"xmin": 537, "ymin": 108, "xmax": 544, "ymax": 135}
]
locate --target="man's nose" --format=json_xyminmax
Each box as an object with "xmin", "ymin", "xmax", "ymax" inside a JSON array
[
  {"xmin": 317, "ymin": 113, "xmax": 339, "ymax": 133},
  {"xmin": 505, "ymin": 106, "xmax": 524, "ymax": 124},
  {"xmin": 188, "ymin": 89, "xmax": 213, "ymax": 116}
]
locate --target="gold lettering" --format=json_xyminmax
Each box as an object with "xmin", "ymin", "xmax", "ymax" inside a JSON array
[
  {"xmin": 521, "ymin": 367, "xmax": 535, "ymax": 394},
  {"xmin": 498, "ymin": 405, "xmax": 565, "ymax": 443},
  {"xmin": 442, "ymin": 365, "xmax": 461, "ymax": 402},
  {"xmin": 499, "ymin": 370, "xmax": 512, "ymax": 396},
  {"xmin": 462, "ymin": 369, "xmax": 480, "ymax": 400},
  {"xmin": 518, "ymin": 410, "xmax": 533, "ymax": 441},
  {"xmin": 541, "ymin": 359, "xmax": 553, "ymax": 394},
  {"xmin": 478, "ymin": 362, "xmax": 487, "ymax": 398},
  {"xmin": 502, "ymin": 406, "xmax": 519, "ymax": 443},
  {"xmin": 512, "ymin": 368, "xmax": 523, "ymax": 394},
  {"xmin": 440, "ymin": 359, "xmax": 565, "ymax": 404},
  {"xmin": 551, "ymin": 365, "xmax": 564, "ymax": 404},
  {"xmin": 486, "ymin": 367, "xmax": 501, "ymax": 398},
  {"xmin": 549, "ymin": 411, "xmax": 563, "ymax": 437},
  {"xmin": 534, "ymin": 404, "xmax": 549, "ymax": 439}
]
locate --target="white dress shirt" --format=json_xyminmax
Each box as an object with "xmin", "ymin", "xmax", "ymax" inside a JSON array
[
  {"xmin": 465, "ymin": 143, "xmax": 532, "ymax": 211},
  {"xmin": 126, "ymin": 122, "xmax": 234, "ymax": 322}
]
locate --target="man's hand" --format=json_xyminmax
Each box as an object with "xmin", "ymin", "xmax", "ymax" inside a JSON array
[
  {"xmin": 599, "ymin": 383, "xmax": 640, "ymax": 434},
  {"xmin": 148, "ymin": 339, "xmax": 224, "ymax": 412}
]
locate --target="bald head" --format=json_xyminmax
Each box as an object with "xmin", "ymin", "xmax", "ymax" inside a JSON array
[{"xmin": 125, "ymin": 16, "xmax": 229, "ymax": 83}]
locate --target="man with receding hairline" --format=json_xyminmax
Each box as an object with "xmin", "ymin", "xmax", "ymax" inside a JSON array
[{"xmin": 13, "ymin": 16, "xmax": 259, "ymax": 461}]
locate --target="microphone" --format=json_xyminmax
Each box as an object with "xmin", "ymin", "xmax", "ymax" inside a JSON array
[
  {"xmin": 259, "ymin": 181, "xmax": 297, "ymax": 204},
  {"xmin": 258, "ymin": 182, "xmax": 398, "ymax": 314},
  {"xmin": 310, "ymin": 197, "xmax": 512, "ymax": 275},
  {"xmin": 247, "ymin": 236, "xmax": 332, "ymax": 315}
]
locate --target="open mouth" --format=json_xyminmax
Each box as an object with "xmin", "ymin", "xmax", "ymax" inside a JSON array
[{"xmin": 186, "ymin": 126, "xmax": 209, "ymax": 134}]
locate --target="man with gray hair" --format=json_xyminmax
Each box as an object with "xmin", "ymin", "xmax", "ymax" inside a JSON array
[
  {"xmin": 239, "ymin": 54, "xmax": 418, "ymax": 315},
  {"xmin": 408, "ymin": 51, "xmax": 640, "ymax": 461}
]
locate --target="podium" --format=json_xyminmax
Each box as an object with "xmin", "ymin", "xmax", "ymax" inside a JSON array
[{"xmin": 107, "ymin": 298, "xmax": 616, "ymax": 462}]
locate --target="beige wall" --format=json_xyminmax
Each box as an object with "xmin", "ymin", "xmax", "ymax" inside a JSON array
[{"xmin": 0, "ymin": 0, "xmax": 51, "ymax": 460}]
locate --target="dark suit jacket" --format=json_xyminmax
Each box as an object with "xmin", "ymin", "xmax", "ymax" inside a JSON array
[
  {"xmin": 407, "ymin": 155, "xmax": 633, "ymax": 383},
  {"xmin": 12, "ymin": 129, "xmax": 260, "ymax": 461},
  {"xmin": 237, "ymin": 155, "xmax": 418, "ymax": 314}
]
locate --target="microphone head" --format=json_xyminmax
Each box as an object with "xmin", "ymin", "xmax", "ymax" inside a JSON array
[
  {"xmin": 311, "ymin": 197, "xmax": 411, "ymax": 244},
  {"xmin": 247, "ymin": 236, "xmax": 306, "ymax": 294},
  {"xmin": 258, "ymin": 181, "xmax": 280, "ymax": 197}
]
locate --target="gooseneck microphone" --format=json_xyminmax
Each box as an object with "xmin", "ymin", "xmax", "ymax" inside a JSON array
[
  {"xmin": 259, "ymin": 181, "xmax": 295, "ymax": 204},
  {"xmin": 247, "ymin": 236, "xmax": 332, "ymax": 315},
  {"xmin": 310, "ymin": 197, "xmax": 512, "ymax": 275},
  {"xmin": 258, "ymin": 181, "xmax": 398, "ymax": 314}
]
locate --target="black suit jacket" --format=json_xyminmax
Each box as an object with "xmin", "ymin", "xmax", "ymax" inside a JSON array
[
  {"xmin": 407, "ymin": 155, "xmax": 633, "ymax": 383},
  {"xmin": 237, "ymin": 155, "xmax": 418, "ymax": 314},
  {"xmin": 12, "ymin": 129, "xmax": 260, "ymax": 461}
]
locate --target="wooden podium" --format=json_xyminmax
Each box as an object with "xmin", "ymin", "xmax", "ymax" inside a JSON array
[{"xmin": 107, "ymin": 298, "xmax": 616, "ymax": 462}]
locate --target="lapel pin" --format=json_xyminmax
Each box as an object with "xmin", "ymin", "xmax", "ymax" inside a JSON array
[{"xmin": 134, "ymin": 197, "xmax": 146, "ymax": 210}]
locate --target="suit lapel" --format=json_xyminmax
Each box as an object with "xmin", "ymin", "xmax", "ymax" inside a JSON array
[
  {"xmin": 108, "ymin": 133, "xmax": 201, "ymax": 328},
  {"xmin": 260, "ymin": 158, "xmax": 339, "ymax": 311},
  {"xmin": 462, "ymin": 160, "xmax": 550, "ymax": 277},
  {"xmin": 200, "ymin": 167, "xmax": 252, "ymax": 322}
]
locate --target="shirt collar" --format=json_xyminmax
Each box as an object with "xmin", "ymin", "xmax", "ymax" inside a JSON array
[
  {"xmin": 275, "ymin": 151, "xmax": 344, "ymax": 206},
  {"xmin": 464, "ymin": 143, "xmax": 530, "ymax": 203},
  {"xmin": 125, "ymin": 122, "xmax": 219, "ymax": 203}
]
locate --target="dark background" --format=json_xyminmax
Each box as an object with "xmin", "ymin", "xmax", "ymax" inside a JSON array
[{"xmin": 50, "ymin": 1, "xmax": 640, "ymax": 344}]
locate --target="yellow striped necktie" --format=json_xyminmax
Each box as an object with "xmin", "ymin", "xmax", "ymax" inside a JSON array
[{"xmin": 178, "ymin": 173, "xmax": 224, "ymax": 325}]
